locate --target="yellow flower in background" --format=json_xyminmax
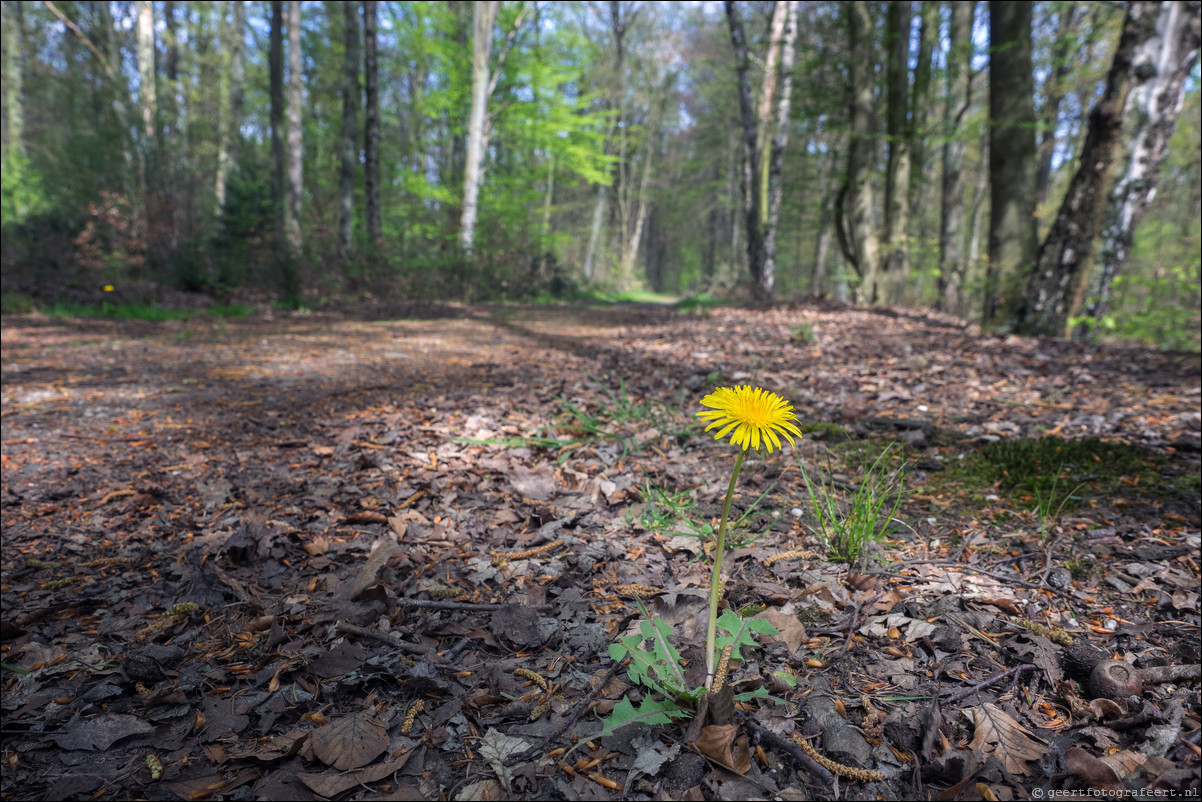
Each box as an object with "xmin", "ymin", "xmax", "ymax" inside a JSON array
[
  {"xmin": 697, "ymin": 385, "xmax": 802, "ymax": 453},
  {"xmin": 103, "ymin": 285, "xmax": 115, "ymax": 292}
]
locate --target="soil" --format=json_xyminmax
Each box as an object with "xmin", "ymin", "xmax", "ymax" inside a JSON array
[{"xmin": 2, "ymin": 301, "xmax": 1199, "ymax": 801}]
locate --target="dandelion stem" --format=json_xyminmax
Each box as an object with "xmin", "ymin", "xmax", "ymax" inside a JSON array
[{"xmin": 706, "ymin": 447, "xmax": 746, "ymax": 690}]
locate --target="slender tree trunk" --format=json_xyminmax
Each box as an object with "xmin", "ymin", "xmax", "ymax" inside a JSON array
[
  {"xmin": 216, "ymin": 0, "xmax": 245, "ymax": 217},
  {"xmin": 984, "ymin": 0, "xmax": 1038, "ymax": 329},
  {"xmin": 937, "ymin": 0, "xmax": 974, "ymax": 314},
  {"xmin": 363, "ymin": 0, "xmax": 381, "ymax": 253},
  {"xmin": 880, "ymin": 0, "xmax": 912, "ymax": 305},
  {"xmin": 3, "ymin": 0, "xmax": 24, "ymax": 157},
  {"xmin": 840, "ymin": 1, "xmax": 881, "ymax": 297},
  {"xmin": 725, "ymin": 0, "xmax": 767, "ymax": 301},
  {"xmin": 965, "ymin": 131, "xmax": 990, "ymax": 317},
  {"xmin": 270, "ymin": 1, "xmax": 285, "ymax": 249},
  {"xmin": 757, "ymin": 1, "xmax": 788, "ymax": 224},
  {"xmin": 136, "ymin": 0, "xmax": 159, "ymax": 273},
  {"xmin": 1084, "ymin": 0, "xmax": 1201, "ymax": 335},
  {"xmin": 583, "ymin": 184, "xmax": 609, "ymax": 281},
  {"xmin": 1014, "ymin": 0, "xmax": 1189, "ymax": 337},
  {"xmin": 337, "ymin": 1, "xmax": 360, "ymax": 263},
  {"xmin": 285, "ymin": 0, "xmax": 303, "ymax": 260},
  {"xmin": 460, "ymin": 0, "xmax": 498, "ymax": 258},
  {"xmin": 760, "ymin": 0, "xmax": 798, "ymax": 301}
]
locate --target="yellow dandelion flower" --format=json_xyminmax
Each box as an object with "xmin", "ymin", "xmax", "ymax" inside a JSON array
[
  {"xmin": 103, "ymin": 284, "xmax": 115, "ymax": 292},
  {"xmin": 696, "ymin": 385, "xmax": 802, "ymax": 454}
]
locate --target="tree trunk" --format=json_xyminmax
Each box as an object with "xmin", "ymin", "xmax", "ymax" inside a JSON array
[
  {"xmin": 757, "ymin": 1, "xmax": 788, "ymax": 225},
  {"xmin": 1012, "ymin": 1, "xmax": 1161, "ymax": 337},
  {"xmin": 136, "ymin": 0, "xmax": 157, "ymax": 175},
  {"xmin": 338, "ymin": 1, "xmax": 360, "ymax": 262},
  {"xmin": 1084, "ymin": 0, "xmax": 1201, "ymax": 335},
  {"xmin": 840, "ymin": 1, "xmax": 881, "ymax": 297},
  {"xmin": 760, "ymin": 0, "xmax": 798, "ymax": 301},
  {"xmin": 725, "ymin": 0, "xmax": 767, "ymax": 301},
  {"xmin": 285, "ymin": 0, "xmax": 303, "ymax": 260},
  {"xmin": 270, "ymin": 1, "xmax": 285, "ymax": 248},
  {"xmin": 215, "ymin": 2, "xmax": 235, "ymax": 213},
  {"xmin": 984, "ymin": 0, "xmax": 1038, "ymax": 329},
  {"xmin": 3, "ymin": 0, "xmax": 24, "ymax": 157},
  {"xmin": 460, "ymin": 0, "xmax": 498, "ymax": 258},
  {"xmin": 880, "ymin": 0, "xmax": 912, "ymax": 305},
  {"xmin": 937, "ymin": 0, "xmax": 974, "ymax": 314},
  {"xmin": 583, "ymin": 184, "xmax": 609, "ymax": 282},
  {"xmin": 363, "ymin": 0, "xmax": 382, "ymax": 253}
]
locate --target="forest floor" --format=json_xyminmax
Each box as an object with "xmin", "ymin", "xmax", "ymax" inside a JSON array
[{"xmin": 1, "ymin": 300, "xmax": 1200, "ymax": 802}]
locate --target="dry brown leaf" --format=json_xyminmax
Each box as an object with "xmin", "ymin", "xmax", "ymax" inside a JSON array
[
  {"xmin": 694, "ymin": 724, "xmax": 751, "ymax": 773},
  {"xmin": 965, "ymin": 703, "xmax": 1047, "ymax": 776},
  {"xmin": 308, "ymin": 711, "xmax": 389, "ymax": 771}
]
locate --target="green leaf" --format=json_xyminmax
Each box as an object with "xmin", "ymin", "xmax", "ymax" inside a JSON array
[
  {"xmin": 595, "ymin": 696, "xmax": 692, "ymax": 740},
  {"xmin": 715, "ymin": 609, "xmax": 777, "ymax": 660}
]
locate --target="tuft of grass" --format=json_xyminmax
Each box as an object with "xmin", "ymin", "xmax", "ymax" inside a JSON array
[
  {"xmin": 789, "ymin": 324, "xmax": 815, "ymax": 345},
  {"xmin": 798, "ymin": 444, "xmax": 906, "ymax": 563},
  {"xmin": 457, "ymin": 377, "xmax": 685, "ymax": 463}
]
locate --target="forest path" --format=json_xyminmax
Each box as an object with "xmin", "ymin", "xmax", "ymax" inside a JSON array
[{"xmin": 2, "ymin": 302, "xmax": 1199, "ymax": 801}]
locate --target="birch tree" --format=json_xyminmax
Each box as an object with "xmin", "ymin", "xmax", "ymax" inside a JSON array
[
  {"xmin": 460, "ymin": 1, "xmax": 499, "ymax": 258},
  {"xmin": 1084, "ymin": 0, "xmax": 1202, "ymax": 334}
]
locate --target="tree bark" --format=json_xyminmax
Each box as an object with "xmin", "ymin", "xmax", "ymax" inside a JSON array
[
  {"xmin": 1084, "ymin": 0, "xmax": 1201, "ymax": 336},
  {"xmin": 363, "ymin": 0, "xmax": 382, "ymax": 252},
  {"xmin": 3, "ymin": 0, "xmax": 24, "ymax": 157},
  {"xmin": 270, "ymin": 1, "xmax": 285, "ymax": 248},
  {"xmin": 337, "ymin": 0, "xmax": 360, "ymax": 262},
  {"xmin": 216, "ymin": 0, "xmax": 246, "ymax": 215},
  {"xmin": 840, "ymin": 2, "xmax": 881, "ymax": 296},
  {"xmin": 460, "ymin": 0, "xmax": 499, "ymax": 258},
  {"xmin": 725, "ymin": 0, "xmax": 767, "ymax": 301},
  {"xmin": 984, "ymin": 0, "xmax": 1038, "ymax": 329},
  {"xmin": 757, "ymin": 1, "xmax": 789, "ymax": 225},
  {"xmin": 880, "ymin": 0, "xmax": 912, "ymax": 305},
  {"xmin": 1012, "ymin": 1, "xmax": 1162, "ymax": 338},
  {"xmin": 937, "ymin": 0, "xmax": 974, "ymax": 314},
  {"xmin": 761, "ymin": 0, "xmax": 798, "ymax": 301},
  {"xmin": 285, "ymin": 0, "xmax": 303, "ymax": 260}
]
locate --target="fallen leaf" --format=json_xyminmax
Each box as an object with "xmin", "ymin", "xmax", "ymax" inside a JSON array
[
  {"xmin": 309, "ymin": 711, "xmax": 389, "ymax": 771},
  {"xmin": 965, "ymin": 703, "xmax": 1047, "ymax": 776}
]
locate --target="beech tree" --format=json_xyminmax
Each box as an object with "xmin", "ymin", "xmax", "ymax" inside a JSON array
[{"xmin": 984, "ymin": 0, "xmax": 1038, "ymax": 329}]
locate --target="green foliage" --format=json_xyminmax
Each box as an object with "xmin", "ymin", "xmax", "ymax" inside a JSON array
[
  {"xmin": 597, "ymin": 605, "xmax": 776, "ymax": 738},
  {"xmin": 789, "ymin": 324, "xmax": 815, "ymax": 344},
  {"xmin": 798, "ymin": 444, "xmax": 906, "ymax": 563},
  {"xmin": 1, "ymin": 150, "xmax": 48, "ymax": 224}
]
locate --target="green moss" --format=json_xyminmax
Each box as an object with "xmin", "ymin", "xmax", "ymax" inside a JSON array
[{"xmin": 936, "ymin": 436, "xmax": 1176, "ymax": 516}]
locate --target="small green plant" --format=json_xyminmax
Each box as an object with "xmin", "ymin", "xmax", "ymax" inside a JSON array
[
  {"xmin": 598, "ymin": 602, "xmax": 775, "ymax": 737},
  {"xmin": 1064, "ymin": 557, "xmax": 1091, "ymax": 581},
  {"xmin": 789, "ymin": 324, "xmax": 815, "ymax": 344},
  {"xmin": 1028, "ymin": 465, "xmax": 1085, "ymax": 540},
  {"xmin": 799, "ymin": 444, "xmax": 905, "ymax": 563},
  {"xmin": 458, "ymin": 378, "xmax": 683, "ymax": 462}
]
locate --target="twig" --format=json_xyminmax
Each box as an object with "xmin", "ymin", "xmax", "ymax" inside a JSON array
[
  {"xmin": 746, "ymin": 719, "xmax": 834, "ymax": 784},
  {"xmin": 334, "ymin": 621, "xmax": 440, "ymax": 657},
  {"xmin": 942, "ymin": 663, "xmax": 1038, "ymax": 705},
  {"xmin": 503, "ymin": 660, "xmax": 625, "ymax": 767},
  {"xmin": 890, "ymin": 561, "xmax": 1080, "ymax": 601},
  {"xmin": 395, "ymin": 598, "xmax": 553, "ymax": 612}
]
